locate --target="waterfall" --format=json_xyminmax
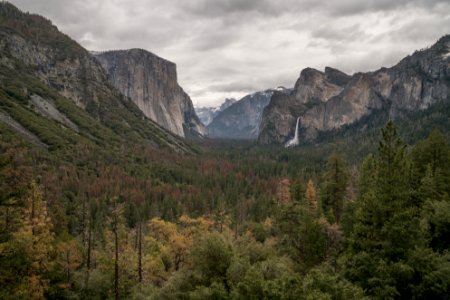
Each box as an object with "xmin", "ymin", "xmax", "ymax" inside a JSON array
[{"xmin": 285, "ymin": 117, "xmax": 300, "ymax": 148}]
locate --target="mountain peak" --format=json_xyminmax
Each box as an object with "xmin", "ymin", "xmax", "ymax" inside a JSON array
[
  {"xmin": 435, "ymin": 34, "xmax": 450, "ymax": 46},
  {"xmin": 299, "ymin": 67, "xmax": 322, "ymax": 77},
  {"xmin": 207, "ymin": 87, "xmax": 292, "ymax": 140},
  {"xmin": 195, "ymin": 98, "xmax": 236, "ymax": 126},
  {"xmin": 324, "ymin": 67, "xmax": 351, "ymax": 87},
  {"xmin": 220, "ymin": 98, "xmax": 237, "ymax": 111}
]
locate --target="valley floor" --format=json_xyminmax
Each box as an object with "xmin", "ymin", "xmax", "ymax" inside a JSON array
[{"xmin": 1, "ymin": 121, "xmax": 450, "ymax": 299}]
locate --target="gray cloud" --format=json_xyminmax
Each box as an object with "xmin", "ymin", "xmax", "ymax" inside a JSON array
[
  {"xmin": 8, "ymin": 0, "xmax": 450, "ymax": 107},
  {"xmin": 208, "ymin": 81, "xmax": 262, "ymax": 93},
  {"xmin": 180, "ymin": 0, "xmax": 284, "ymax": 18}
]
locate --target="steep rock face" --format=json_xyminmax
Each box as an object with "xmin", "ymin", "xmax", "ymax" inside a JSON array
[
  {"xmin": 298, "ymin": 71, "xmax": 387, "ymax": 139},
  {"xmin": 0, "ymin": 22, "xmax": 105, "ymax": 110},
  {"xmin": 293, "ymin": 67, "xmax": 349, "ymax": 104},
  {"xmin": 195, "ymin": 98, "xmax": 236, "ymax": 126},
  {"xmin": 258, "ymin": 69, "xmax": 350, "ymax": 144},
  {"xmin": 0, "ymin": 2, "xmax": 192, "ymax": 152},
  {"xmin": 208, "ymin": 88, "xmax": 290, "ymax": 139},
  {"xmin": 259, "ymin": 35, "xmax": 450, "ymax": 144},
  {"xmin": 93, "ymin": 50, "xmax": 206, "ymax": 138},
  {"xmin": 258, "ymin": 91, "xmax": 306, "ymax": 144}
]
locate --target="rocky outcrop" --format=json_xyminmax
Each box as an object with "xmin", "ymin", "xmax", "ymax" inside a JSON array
[
  {"xmin": 208, "ymin": 87, "xmax": 291, "ymax": 139},
  {"xmin": 93, "ymin": 50, "xmax": 206, "ymax": 138},
  {"xmin": 258, "ymin": 91, "xmax": 307, "ymax": 144},
  {"xmin": 195, "ymin": 98, "xmax": 236, "ymax": 126},
  {"xmin": 0, "ymin": 24, "xmax": 106, "ymax": 111},
  {"xmin": 258, "ymin": 35, "xmax": 450, "ymax": 144},
  {"xmin": 258, "ymin": 69, "xmax": 349, "ymax": 144},
  {"xmin": 0, "ymin": 111, "xmax": 48, "ymax": 149},
  {"xmin": 0, "ymin": 2, "xmax": 192, "ymax": 152},
  {"xmin": 293, "ymin": 67, "xmax": 349, "ymax": 104},
  {"xmin": 30, "ymin": 94, "xmax": 79, "ymax": 131}
]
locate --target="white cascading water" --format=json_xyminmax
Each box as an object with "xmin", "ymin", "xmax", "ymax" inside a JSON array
[{"xmin": 285, "ymin": 117, "xmax": 300, "ymax": 148}]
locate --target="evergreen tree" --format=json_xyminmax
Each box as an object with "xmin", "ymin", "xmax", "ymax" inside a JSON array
[
  {"xmin": 321, "ymin": 150, "xmax": 349, "ymax": 224},
  {"xmin": 191, "ymin": 232, "xmax": 232, "ymax": 287},
  {"xmin": 290, "ymin": 179, "xmax": 305, "ymax": 204},
  {"xmin": 345, "ymin": 121, "xmax": 424, "ymax": 297},
  {"xmin": 275, "ymin": 199, "xmax": 326, "ymax": 270},
  {"xmin": 358, "ymin": 154, "xmax": 377, "ymax": 196},
  {"xmin": 412, "ymin": 128, "xmax": 450, "ymax": 197}
]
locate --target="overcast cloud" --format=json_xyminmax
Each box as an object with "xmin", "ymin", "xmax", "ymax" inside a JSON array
[{"xmin": 9, "ymin": 0, "xmax": 450, "ymax": 107}]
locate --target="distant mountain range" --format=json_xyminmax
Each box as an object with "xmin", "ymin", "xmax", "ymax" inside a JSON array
[
  {"xmin": 207, "ymin": 87, "xmax": 291, "ymax": 139},
  {"xmin": 0, "ymin": 2, "xmax": 448, "ymax": 150},
  {"xmin": 195, "ymin": 98, "xmax": 236, "ymax": 126},
  {"xmin": 193, "ymin": 36, "xmax": 449, "ymax": 145}
]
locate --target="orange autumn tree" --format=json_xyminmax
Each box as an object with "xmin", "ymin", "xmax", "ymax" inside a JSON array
[
  {"xmin": 178, "ymin": 214, "xmax": 213, "ymax": 238},
  {"xmin": 144, "ymin": 215, "xmax": 214, "ymax": 284},
  {"xmin": 13, "ymin": 181, "xmax": 55, "ymax": 300},
  {"xmin": 148, "ymin": 218, "xmax": 191, "ymax": 272},
  {"xmin": 277, "ymin": 178, "xmax": 291, "ymax": 204}
]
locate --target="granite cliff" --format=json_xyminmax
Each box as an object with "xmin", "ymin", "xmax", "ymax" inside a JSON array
[
  {"xmin": 258, "ymin": 36, "xmax": 450, "ymax": 144},
  {"xmin": 93, "ymin": 50, "xmax": 206, "ymax": 138},
  {"xmin": 0, "ymin": 2, "xmax": 192, "ymax": 152}
]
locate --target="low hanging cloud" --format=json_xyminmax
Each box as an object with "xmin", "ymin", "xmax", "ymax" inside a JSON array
[{"xmin": 9, "ymin": 0, "xmax": 450, "ymax": 107}]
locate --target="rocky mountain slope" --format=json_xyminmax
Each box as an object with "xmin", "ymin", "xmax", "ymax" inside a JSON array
[
  {"xmin": 258, "ymin": 36, "xmax": 450, "ymax": 145},
  {"xmin": 208, "ymin": 87, "xmax": 291, "ymax": 139},
  {"xmin": 195, "ymin": 98, "xmax": 236, "ymax": 126},
  {"xmin": 0, "ymin": 2, "xmax": 192, "ymax": 153},
  {"xmin": 93, "ymin": 50, "xmax": 205, "ymax": 138}
]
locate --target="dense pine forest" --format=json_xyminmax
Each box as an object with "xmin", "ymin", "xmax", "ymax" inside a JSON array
[{"xmin": 1, "ymin": 121, "xmax": 449, "ymax": 299}]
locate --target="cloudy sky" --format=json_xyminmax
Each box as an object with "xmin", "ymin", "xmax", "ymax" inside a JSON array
[{"xmin": 9, "ymin": 0, "xmax": 450, "ymax": 107}]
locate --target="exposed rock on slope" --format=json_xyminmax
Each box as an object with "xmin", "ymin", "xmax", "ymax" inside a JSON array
[
  {"xmin": 0, "ymin": 111, "xmax": 48, "ymax": 149},
  {"xmin": 259, "ymin": 69, "xmax": 350, "ymax": 144},
  {"xmin": 93, "ymin": 50, "xmax": 206, "ymax": 138},
  {"xmin": 0, "ymin": 2, "xmax": 192, "ymax": 152},
  {"xmin": 30, "ymin": 94, "xmax": 79, "ymax": 131},
  {"xmin": 258, "ymin": 91, "xmax": 307, "ymax": 144},
  {"xmin": 208, "ymin": 88, "xmax": 291, "ymax": 139},
  {"xmin": 293, "ymin": 67, "xmax": 350, "ymax": 104},
  {"xmin": 258, "ymin": 35, "xmax": 450, "ymax": 144}
]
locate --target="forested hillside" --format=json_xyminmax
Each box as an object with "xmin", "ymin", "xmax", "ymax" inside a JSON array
[
  {"xmin": 1, "ymin": 120, "xmax": 449, "ymax": 299},
  {"xmin": 0, "ymin": 2, "xmax": 192, "ymax": 153}
]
